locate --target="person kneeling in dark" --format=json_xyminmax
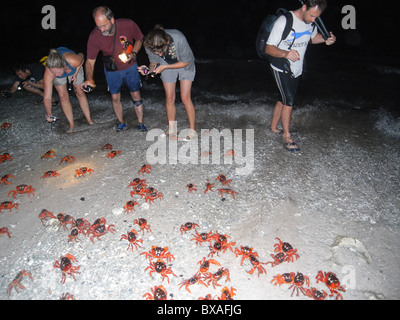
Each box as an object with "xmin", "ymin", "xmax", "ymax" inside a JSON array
[{"xmin": 1, "ymin": 63, "xmax": 57, "ymax": 105}]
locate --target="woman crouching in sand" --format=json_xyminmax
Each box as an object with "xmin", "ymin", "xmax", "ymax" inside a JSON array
[{"xmin": 43, "ymin": 48, "xmax": 95, "ymax": 133}]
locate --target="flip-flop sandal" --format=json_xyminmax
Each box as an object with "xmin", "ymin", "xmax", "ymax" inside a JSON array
[{"xmin": 284, "ymin": 141, "xmax": 300, "ymax": 152}]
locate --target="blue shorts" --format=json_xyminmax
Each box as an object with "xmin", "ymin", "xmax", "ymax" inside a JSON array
[{"xmin": 104, "ymin": 63, "xmax": 142, "ymax": 94}]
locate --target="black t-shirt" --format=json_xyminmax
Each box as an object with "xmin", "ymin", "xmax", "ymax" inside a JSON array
[{"xmin": 15, "ymin": 63, "xmax": 45, "ymax": 83}]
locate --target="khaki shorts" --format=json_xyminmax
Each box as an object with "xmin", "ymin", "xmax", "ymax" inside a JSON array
[
  {"xmin": 53, "ymin": 68, "xmax": 84, "ymax": 87},
  {"xmin": 161, "ymin": 67, "xmax": 196, "ymax": 83}
]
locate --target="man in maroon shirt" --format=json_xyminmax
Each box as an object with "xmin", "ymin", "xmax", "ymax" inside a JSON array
[{"xmin": 82, "ymin": 6, "xmax": 147, "ymax": 132}]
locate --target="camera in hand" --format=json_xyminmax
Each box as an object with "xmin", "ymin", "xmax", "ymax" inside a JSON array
[
  {"xmin": 18, "ymin": 77, "xmax": 36, "ymax": 90},
  {"xmin": 82, "ymin": 85, "xmax": 94, "ymax": 93},
  {"xmin": 17, "ymin": 80, "xmax": 25, "ymax": 91},
  {"xmin": 142, "ymin": 64, "xmax": 160, "ymax": 80},
  {"xmin": 48, "ymin": 116, "xmax": 57, "ymax": 122},
  {"xmin": 67, "ymin": 79, "xmax": 73, "ymax": 92}
]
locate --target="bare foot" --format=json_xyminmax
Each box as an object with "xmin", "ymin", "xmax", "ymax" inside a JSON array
[
  {"xmin": 270, "ymin": 128, "xmax": 283, "ymax": 135},
  {"xmin": 66, "ymin": 127, "xmax": 75, "ymax": 134}
]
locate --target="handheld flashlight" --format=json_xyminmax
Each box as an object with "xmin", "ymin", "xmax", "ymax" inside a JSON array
[{"xmin": 119, "ymin": 36, "xmax": 134, "ymax": 63}]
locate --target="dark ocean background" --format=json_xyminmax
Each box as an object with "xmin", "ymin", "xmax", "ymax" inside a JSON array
[
  {"xmin": 0, "ymin": 0, "xmax": 397, "ymax": 65},
  {"xmin": 2, "ymin": 0, "xmax": 398, "ymax": 111}
]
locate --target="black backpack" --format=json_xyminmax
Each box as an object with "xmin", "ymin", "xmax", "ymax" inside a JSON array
[{"xmin": 256, "ymin": 8, "xmax": 295, "ymax": 74}]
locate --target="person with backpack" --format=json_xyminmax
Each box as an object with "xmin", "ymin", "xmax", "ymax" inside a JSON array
[{"xmin": 265, "ymin": 0, "xmax": 336, "ymax": 151}]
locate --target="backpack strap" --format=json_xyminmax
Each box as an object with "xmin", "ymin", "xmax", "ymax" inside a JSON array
[{"xmin": 278, "ymin": 11, "xmax": 295, "ymax": 49}]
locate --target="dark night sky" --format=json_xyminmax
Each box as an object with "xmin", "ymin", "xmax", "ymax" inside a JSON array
[{"xmin": 0, "ymin": 0, "xmax": 397, "ymax": 71}]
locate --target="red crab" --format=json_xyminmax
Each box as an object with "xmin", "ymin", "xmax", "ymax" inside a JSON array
[
  {"xmin": 305, "ymin": 287, "xmax": 328, "ymax": 300},
  {"xmin": 53, "ymin": 254, "xmax": 80, "ymax": 284},
  {"xmin": 208, "ymin": 239, "xmax": 236, "ymax": 257},
  {"xmin": 127, "ymin": 177, "xmax": 147, "ymax": 189},
  {"xmin": 0, "ymin": 153, "xmax": 13, "ymax": 163},
  {"xmin": 204, "ymin": 179, "xmax": 215, "ymax": 194},
  {"xmin": 191, "ymin": 230, "xmax": 214, "ymax": 246},
  {"xmin": 130, "ymin": 185, "xmax": 148, "ymax": 198},
  {"xmin": 60, "ymin": 292, "xmax": 76, "ymax": 300},
  {"xmin": 247, "ymin": 255, "xmax": 267, "ymax": 277},
  {"xmin": 138, "ymin": 164, "xmax": 152, "ymax": 175},
  {"xmin": 212, "ymin": 232, "xmax": 234, "ymax": 246},
  {"xmin": 120, "ymin": 229, "xmax": 143, "ymax": 251},
  {"xmin": 0, "ymin": 227, "xmax": 11, "ymax": 238},
  {"xmin": 59, "ymin": 155, "xmax": 75, "ymax": 165},
  {"xmin": 0, "ymin": 174, "xmax": 14, "ymax": 185},
  {"xmin": 145, "ymin": 259, "xmax": 177, "ymax": 283},
  {"xmin": 141, "ymin": 246, "xmax": 175, "ymax": 262},
  {"xmin": 68, "ymin": 229, "xmax": 81, "ymax": 243},
  {"xmin": 7, "ymin": 270, "xmax": 33, "ymax": 295},
  {"xmin": 204, "ymin": 267, "xmax": 231, "ymax": 289},
  {"xmin": 101, "ymin": 143, "xmax": 113, "ymax": 150},
  {"xmin": 179, "ymin": 274, "xmax": 208, "ymax": 293},
  {"xmin": 0, "ymin": 122, "xmax": 12, "ymax": 129},
  {"xmin": 107, "ymin": 150, "xmax": 121, "ymax": 159},
  {"xmin": 38, "ymin": 209, "xmax": 56, "ymax": 226},
  {"xmin": 234, "ymin": 246, "xmax": 259, "ymax": 266},
  {"xmin": 218, "ymin": 286, "xmax": 236, "ymax": 300},
  {"xmin": 88, "ymin": 217, "xmax": 111, "ymax": 232},
  {"xmin": 144, "ymin": 189, "xmax": 163, "ymax": 204},
  {"xmin": 265, "ymin": 252, "xmax": 287, "ymax": 267},
  {"xmin": 0, "ymin": 201, "xmax": 19, "ymax": 213},
  {"xmin": 88, "ymin": 218, "xmax": 115, "ymax": 242},
  {"xmin": 217, "ymin": 188, "xmax": 238, "ymax": 199},
  {"xmin": 8, "ymin": 184, "xmax": 35, "ymax": 198},
  {"xmin": 134, "ymin": 218, "xmax": 152, "ymax": 235},
  {"xmin": 56, "ymin": 213, "xmax": 75, "ymax": 231},
  {"xmin": 198, "ymin": 294, "xmax": 217, "ymax": 300},
  {"xmin": 273, "ymin": 237, "xmax": 300, "ymax": 262},
  {"xmin": 123, "ymin": 200, "xmax": 139, "ymax": 214},
  {"xmin": 196, "ymin": 257, "xmax": 221, "ymax": 277},
  {"xmin": 288, "ymin": 272, "xmax": 310, "ymax": 297},
  {"xmin": 186, "ymin": 183, "xmax": 197, "ymax": 193},
  {"xmin": 180, "ymin": 222, "xmax": 199, "ymax": 234},
  {"xmin": 75, "ymin": 167, "xmax": 94, "ymax": 177},
  {"xmin": 216, "ymin": 174, "xmax": 232, "ymax": 186},
  {"xmin": 316, "ymin": 271, "xmax": 346, "ymax": 300},
  {"xmin": 143, "ymin": 285, "xmax": 168, "ymax": 300},
  {"xmin": 41, "ymin": 170, "xmax": 61, "ymax": 179},
  {"xmin": 41, "ymin": 150, "xmax": 56, "ymax": 160},
  {"xmin": 271, "ymin": 272, "xmax": 296, "ymax": 287},
  {"xmin": 74, "ymin": 218, "xmax": 91, "ymax": 235}
]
